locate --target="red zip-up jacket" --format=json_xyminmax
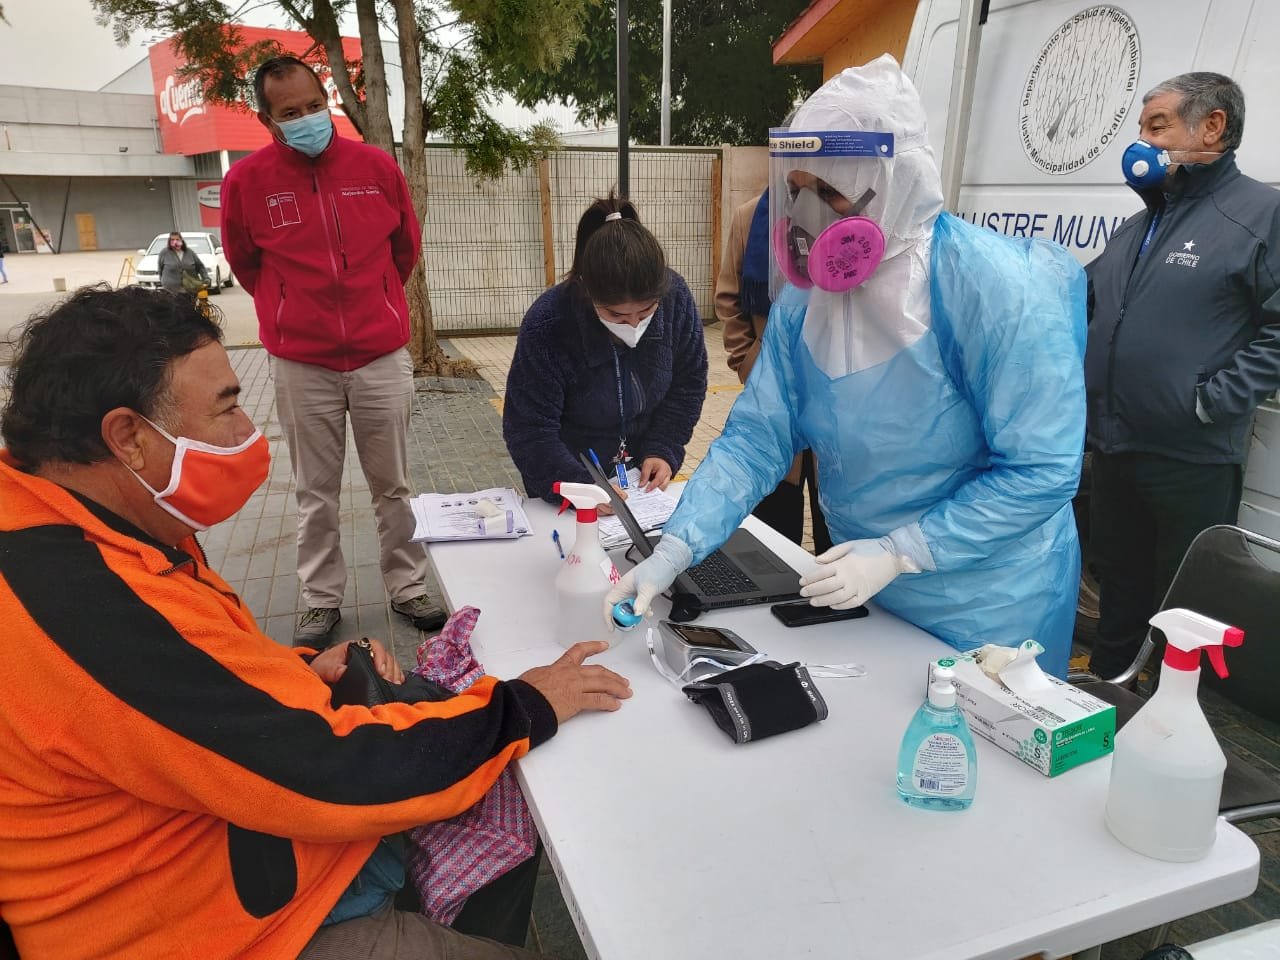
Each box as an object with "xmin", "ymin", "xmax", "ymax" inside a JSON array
[{"xmin": 221, "ymin": 134, "xmax": 421, "ymax": 372}]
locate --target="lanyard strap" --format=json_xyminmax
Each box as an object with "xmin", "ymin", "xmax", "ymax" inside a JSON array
[
  {"xmin": 1139, "ymin": 209, "xmax": 1162, "ymax": 257},
  {"xmin": 611, "ymin": 347, "xmax": 627, "ymax": 460}
]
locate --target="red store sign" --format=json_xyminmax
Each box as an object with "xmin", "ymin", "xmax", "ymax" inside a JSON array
[{"xmin": 149, "ymin": 26, "xmax": 362, "ymax": 155}]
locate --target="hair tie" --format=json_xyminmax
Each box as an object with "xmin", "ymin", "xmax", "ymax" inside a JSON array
[{"xmin": 605, "ymin": 212, "xmax": 623, "ymax": 221}]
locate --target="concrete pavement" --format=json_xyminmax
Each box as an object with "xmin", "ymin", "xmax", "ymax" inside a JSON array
[{"xmin": 0, "ymin": 249, "xmax": 262, "ymax": 350}]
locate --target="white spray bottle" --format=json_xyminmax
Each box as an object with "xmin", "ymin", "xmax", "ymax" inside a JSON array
[
  {"xmin": 552, "ymin": 482, "xmax": 619, "ymax": 649},
  {"xmin": 1104, "ymin": 608, "xmax": 1245, "ymax": 862}
]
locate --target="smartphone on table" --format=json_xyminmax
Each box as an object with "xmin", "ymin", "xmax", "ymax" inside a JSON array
[{"xmin": 770, "ymin": 601, "xmax": 869, "ymax": 628}]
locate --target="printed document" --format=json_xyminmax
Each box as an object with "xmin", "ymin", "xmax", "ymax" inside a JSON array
[{"xmin": 410, "ymin": 488, "xmax": 532, "ymax": 542}]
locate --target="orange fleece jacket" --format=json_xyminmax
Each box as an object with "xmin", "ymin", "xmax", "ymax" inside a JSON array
[{"xmin": 0, "ymin": 453, "xmax": 556, "ymax": 960}]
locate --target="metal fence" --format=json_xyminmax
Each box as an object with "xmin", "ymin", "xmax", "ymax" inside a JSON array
[{"xmin": 422, "ymin": 145, "xmax": 721, "ymax": 335}]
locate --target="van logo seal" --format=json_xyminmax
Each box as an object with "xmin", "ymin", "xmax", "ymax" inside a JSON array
[{"xmin": 1019, "ymin": 5, "xmax": 1141, "ymax": 177}]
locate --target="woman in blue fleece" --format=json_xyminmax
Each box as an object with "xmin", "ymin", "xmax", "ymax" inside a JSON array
[{"xmin": 503, "ymin": 194, "xmax": 709, "ymax": 503}]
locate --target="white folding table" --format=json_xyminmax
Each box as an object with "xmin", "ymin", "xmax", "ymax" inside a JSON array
[{"xmin": 424, "ymin": 496, "xmax": 1258, "ymax": 960}]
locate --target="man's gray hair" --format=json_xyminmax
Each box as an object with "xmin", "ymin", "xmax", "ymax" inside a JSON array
[{"xmin": 1144, "ymin": 72, "xmax": 1245, "ymax": 151}]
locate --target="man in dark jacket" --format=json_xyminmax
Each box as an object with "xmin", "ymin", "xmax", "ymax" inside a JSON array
[{"xmin": 1085, "ymin": 72, "xmax": 1280, "ymax": 678}]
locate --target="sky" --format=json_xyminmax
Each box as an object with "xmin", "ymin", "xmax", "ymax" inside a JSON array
[
  {"xmin": 0, "ymin": 0, "xmax": 596, "ymax": 134},
  {"xmin": 1, "ymin": 0, "xmax": 159, "ymax": 90}
]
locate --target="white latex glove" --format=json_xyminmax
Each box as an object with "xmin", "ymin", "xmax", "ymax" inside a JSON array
[
  {"xmin": 603, "ymin": 535, "xmax": 693, "ymax": 629},
  {"xmin": 798, "ymin": 537, "xmax": 914, "ymax": 609}
]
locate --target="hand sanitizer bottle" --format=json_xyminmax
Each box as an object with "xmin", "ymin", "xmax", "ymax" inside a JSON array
[
  {"xmin": 1105, "ymin": 608, "xmax": 1244, "ymax": 861},
  {"xmin": 897, "ymin": 669, "xmax": 977, "ymax": 810}
]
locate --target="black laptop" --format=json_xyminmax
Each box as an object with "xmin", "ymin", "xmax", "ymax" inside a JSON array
[{"xmin": 577, "ymin": 452, "xmax": 801, "ymax": 621}]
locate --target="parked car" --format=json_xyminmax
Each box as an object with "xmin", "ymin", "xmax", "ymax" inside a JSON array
[{"xmin": 134, "ymin": 232, "xmax": 235, "ymax": 294}]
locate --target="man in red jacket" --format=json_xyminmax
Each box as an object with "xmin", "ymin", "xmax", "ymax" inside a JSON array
[{"xmin": 222, "ymin": 56, "xmax": 445, "ymax": 646}]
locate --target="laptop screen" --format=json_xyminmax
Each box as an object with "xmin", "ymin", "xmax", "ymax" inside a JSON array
[{"xmin": 577, "ymin": 452, "xmax": 656, "ymax": 558}]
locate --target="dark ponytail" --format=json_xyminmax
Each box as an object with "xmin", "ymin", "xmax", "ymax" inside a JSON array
[{"xmin": 568, "ymin": 191, "xmax": 669, "ymax": 305}]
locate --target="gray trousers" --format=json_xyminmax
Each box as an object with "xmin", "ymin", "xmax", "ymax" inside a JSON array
[
  {"xmin": 297, "ymin": 903, "xmax": 545, "ymax": 960},
  {"xmin": 272, "ymin": 348, "xmax": 429, "ymax": 608}
]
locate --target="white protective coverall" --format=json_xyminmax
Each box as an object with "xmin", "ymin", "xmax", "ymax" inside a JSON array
[{"xmin": 613, "ymin": 56, "xmax": 1086, "ymax": 676}]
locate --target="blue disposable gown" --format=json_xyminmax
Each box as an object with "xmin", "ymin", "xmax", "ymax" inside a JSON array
[{"xmin": 666, "ymin": 213, "xmax": 1086, "ymax": 676}]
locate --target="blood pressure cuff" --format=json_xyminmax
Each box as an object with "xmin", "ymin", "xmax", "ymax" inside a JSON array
[{"xmin": 682, "ymin": 661, "xmax": 828, "ymax": 744}]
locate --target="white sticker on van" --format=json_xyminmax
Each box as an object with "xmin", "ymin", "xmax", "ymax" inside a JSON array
[{"xmin": 1019, "ymin": 5, "xmax": 1141, "ymax": 176}]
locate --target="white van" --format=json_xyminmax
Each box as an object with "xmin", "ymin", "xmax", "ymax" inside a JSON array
[{"xmin": 898, "ymin": 0, "xmax": 1280, "ymax": 540}]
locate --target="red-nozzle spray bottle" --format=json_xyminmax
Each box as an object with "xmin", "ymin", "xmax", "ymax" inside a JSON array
[
  {"xmin": 1104, "ymin": 608, "xmax": 1245, "ymax": 861},
  {"xmin": 552, "ymin": 482, "xmax": 619, "ymax": 648}
]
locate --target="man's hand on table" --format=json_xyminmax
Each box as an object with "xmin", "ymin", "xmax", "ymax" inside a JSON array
[
  {"xmin": 519, "ymin": 641, "xmax": 632, "ymax": 722},
  {"xmin": 310, "ymin": 638, "xmax": 404, "ymax": 685}
]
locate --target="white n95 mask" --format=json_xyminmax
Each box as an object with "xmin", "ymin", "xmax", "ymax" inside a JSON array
[{"xmin": 597, "ymin": 312, "xmax": 653, "ymax": 349}]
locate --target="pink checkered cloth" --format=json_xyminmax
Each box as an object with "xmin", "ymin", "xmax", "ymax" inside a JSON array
[{"xmin": 406, "ymin": 606, "xmax": 538, "ymax": 926}]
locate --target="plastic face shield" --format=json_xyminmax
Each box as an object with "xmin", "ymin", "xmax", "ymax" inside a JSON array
[{"xmin": 768, "ymin": 128, "xmax": 894, "ymax": 299}]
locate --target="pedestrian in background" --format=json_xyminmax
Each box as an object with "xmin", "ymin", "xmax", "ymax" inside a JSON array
[
  {"xmin": 1084, "ymin": 72, "xmax": 1280, "ymax": 679},
  {"xmin": 156, "ymin": 231, "xmax": 209, "ymax": 294},
  {"xmin": 221, "ymin": 55, "xmax": 446, "ymax": 647},
  {"xmin": 503, "ymin": 193, "xmax": 708, "ymax": 504}
]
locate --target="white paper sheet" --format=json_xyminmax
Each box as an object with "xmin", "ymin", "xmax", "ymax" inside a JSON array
[
  {"xmin": 598, "ymin": 484, "xmax": 678, "ymax": 549},
  {"xmin": 409, "ymin": 488, "xmax": 532, "ymax": 542}
]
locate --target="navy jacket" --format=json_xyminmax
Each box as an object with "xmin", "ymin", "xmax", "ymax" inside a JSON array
[
  {"xmin": 503, "ymin": 271, "xmax": 709, "ymax": 501},
  {"xmin": 1085, "ymin": 152, "xmax": 1280, "ymax": 463}
]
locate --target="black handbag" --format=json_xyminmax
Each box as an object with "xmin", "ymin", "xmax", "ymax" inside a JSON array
[{"xmin": 329, "ymin": 637, "xmax": 452, "ymax": 708}]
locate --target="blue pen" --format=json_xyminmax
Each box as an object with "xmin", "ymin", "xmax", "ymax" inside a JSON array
[
  {"xmin": 551, "ymin": 530, "xmax": 565, "ymax": 559},
  {"xmin": 588, "ymin": 448, "xmax": 605, "ymax": 475}
]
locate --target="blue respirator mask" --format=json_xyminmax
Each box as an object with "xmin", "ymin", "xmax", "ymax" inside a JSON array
[
  {"xmin": 276, "ymin": 111, "xmax": 335, "ymax": 158},
  {"xmin": 1121, "ymin": 139, "xmax": 1171, "ymax": 189}
]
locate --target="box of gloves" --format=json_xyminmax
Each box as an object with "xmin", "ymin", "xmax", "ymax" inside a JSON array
[{"xmin": 928, "ymin": 640, "xmax": 1115, "ymax": 777}]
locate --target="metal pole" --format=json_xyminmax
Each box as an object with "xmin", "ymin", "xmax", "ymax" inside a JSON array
[
  {"xmin": 660, "ymin": 0, "xmax": 671, "ymax": 146},
  {"xmin": 940, "ymin": 0, "xmax": 985, "ymax": 211},
  {"xmin": 57, "ymin": 178, "xmax": 72, "ymax": 254},
  {"xmin": 617, "ymin": 0, "xmax": 629, "ymax": 197}
]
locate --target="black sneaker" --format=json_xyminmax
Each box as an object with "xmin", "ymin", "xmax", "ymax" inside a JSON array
[
  {"xmin": 391, "ymin": 595, "xmax": 448, "ymax": 632},
  {"xmin": 293, "ymin": 607, "xmax": 341, "ymax": 647}
]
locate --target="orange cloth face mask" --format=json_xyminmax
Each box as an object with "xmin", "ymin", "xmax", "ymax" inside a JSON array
[{"xmin": 128, "ymin": 417, "xmax": 270, "ymax": 531}]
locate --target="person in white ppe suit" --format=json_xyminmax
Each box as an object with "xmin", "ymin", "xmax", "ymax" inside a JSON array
[{"xmin": 605, "ymin": 56, "xmax": 1087, "ymax": 677}]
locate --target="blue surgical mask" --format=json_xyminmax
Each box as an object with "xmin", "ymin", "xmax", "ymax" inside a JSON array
[
  {"xmin": 1121, "ymin": 139, "xmax": 1171, "ymax": 189},
  {"xmin": 276, "ymin": 111, "xmax": 334, "ymax": 158}
]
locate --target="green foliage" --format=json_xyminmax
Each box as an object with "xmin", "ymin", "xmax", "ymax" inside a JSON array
[
  {"xmin": 445, "ymin": 0, "xmax": 589, "ymax": 73},
  {"xmin": 91, "ymin": 0, "xmax": 577, "ymax": 178},
  {"xmin": 478, "ymin": 0, "xmax": 821, "ymax": 146},
  {"xmin": 428, "ymin": 51, "xmax": 562, "ymax": 179}
]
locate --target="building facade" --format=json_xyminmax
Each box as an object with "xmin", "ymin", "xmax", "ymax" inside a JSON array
[{"xmin": 0, "ymin": 27, "xmax": 360, "ymax": 255}]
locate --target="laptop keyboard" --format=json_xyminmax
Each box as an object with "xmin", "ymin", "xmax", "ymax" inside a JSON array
[{"xmin": 687, "ymin": 551, "xmax": 760, "ymax": 596}]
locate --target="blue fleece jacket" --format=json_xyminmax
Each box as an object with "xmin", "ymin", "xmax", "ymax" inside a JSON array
[{"xmin": 503, "ymin": 271, "xmax": 708, "ymax": 502}]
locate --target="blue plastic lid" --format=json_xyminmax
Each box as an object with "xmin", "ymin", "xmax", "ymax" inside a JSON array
[{"xmin": 612, "ymin": 600, "xmax": 642, "ymax": 631}]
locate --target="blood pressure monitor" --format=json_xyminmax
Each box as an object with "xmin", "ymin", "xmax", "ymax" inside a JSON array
[{"xmin": 657, "ymin": 620, "xmax": 758, "ymax": 676}]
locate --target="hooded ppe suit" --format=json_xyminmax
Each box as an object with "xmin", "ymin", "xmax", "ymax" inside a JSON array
[{"xmin": 636, "ymin": 57, "xmax": 1087, "ymax": 676}]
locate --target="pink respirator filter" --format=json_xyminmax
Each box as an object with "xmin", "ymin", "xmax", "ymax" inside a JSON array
[{"xmin": 773, "ymin": 215, "xmax": 885, "ymax": 292}]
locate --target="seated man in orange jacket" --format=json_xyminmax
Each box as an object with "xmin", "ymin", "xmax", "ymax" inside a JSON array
[{"xmin": 0, "ymin": 286, "xmax": 631, "ymax": 960}]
